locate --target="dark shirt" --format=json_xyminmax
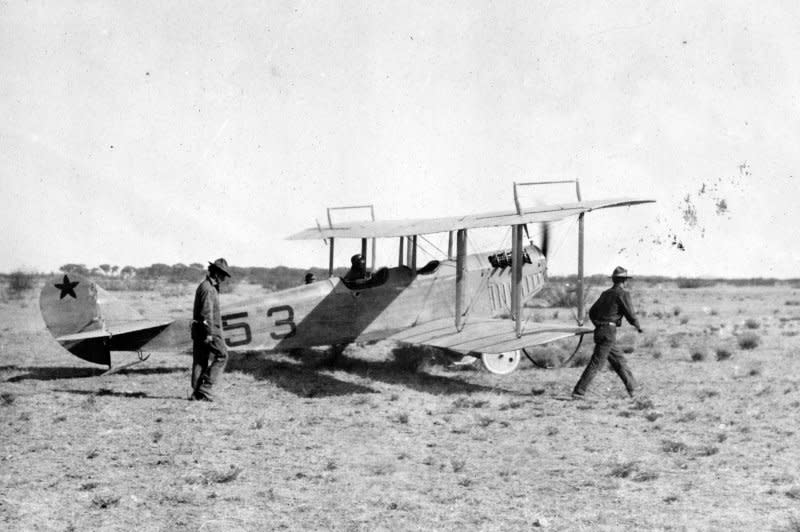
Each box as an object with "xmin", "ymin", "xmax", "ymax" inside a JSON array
[
  {"xmin": 343, "ymin": 265, "xmax": 369, "ymax": 282},
  {"xmin": 193, "ymin": 276, "xmax": 221, "ymax": 337},
  {"xmin": 589, "ymin": 284, "xmax": 640, "ymax": 329}
]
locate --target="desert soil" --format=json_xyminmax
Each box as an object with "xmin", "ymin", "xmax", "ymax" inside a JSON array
[{"xmin": 1, "ymin": 281, "xmax": 799, "ymax": 531}]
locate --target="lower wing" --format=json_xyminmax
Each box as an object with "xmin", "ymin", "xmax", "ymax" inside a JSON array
[{"xmin": 387, "ymin": 317, "xmax": 592, "ymax": 354}]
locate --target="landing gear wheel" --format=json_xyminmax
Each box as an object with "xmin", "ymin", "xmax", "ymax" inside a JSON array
[{"xmin": 481, "ymin": 350, "xmax": 521, "ymax": 375}]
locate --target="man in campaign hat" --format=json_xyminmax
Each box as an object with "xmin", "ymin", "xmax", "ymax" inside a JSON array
[
  {"xmin": 572, "ymin": 266, "xmax": 643, "ymax": 399},
  {"xmin": 190, "ymin": 258, "xmax": 232, "ymax": 401}
]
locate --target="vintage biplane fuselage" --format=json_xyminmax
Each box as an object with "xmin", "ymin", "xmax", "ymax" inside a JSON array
[
  {"xmin": 218, "ymin": 245, "xmax": 547, "ymax": 352},
  {"xmin": 40, "ymin": 246, "xmax": 548, "ymax": 366}
]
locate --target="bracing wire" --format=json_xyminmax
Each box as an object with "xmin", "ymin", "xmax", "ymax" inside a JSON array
[
  {"xmin": 516, "ymin": 216, "xmax": 579, "ymax": 335},
  {"xmin": 549, "ymin": 217, "xmax": 579, "ymax": 262},
  {"xmin": 460, "ymin": 225, "xmax": 512, "ymax": 323},
  {"xmin": 415, "ymin": 238, "xmax": 431, "ymax": 259},
  {"xmin": 419, "ymin": 234, "xmax": 446, "ymax": 258}
]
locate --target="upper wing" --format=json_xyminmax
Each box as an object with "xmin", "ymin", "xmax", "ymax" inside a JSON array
[
  {"xmin": 288, "ymin": 197, "xmax": 654, "ymax": 240},
  {"xmin": 387, "ymin": 317, "xmax": 592, "ymax": 354}
]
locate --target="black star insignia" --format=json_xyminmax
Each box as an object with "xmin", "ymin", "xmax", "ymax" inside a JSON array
[{"xmin": 54, "ymin": 275, "xmax": 79, "ymax": 299}]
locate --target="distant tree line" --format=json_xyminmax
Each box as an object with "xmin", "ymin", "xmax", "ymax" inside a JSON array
[
  {"xmin": 548, "ymin": 274, "xmax": 787, "ymax": 288},
  {"xmin": 1, "ymin": 265, "xmax": 795, "ymax": 298}
]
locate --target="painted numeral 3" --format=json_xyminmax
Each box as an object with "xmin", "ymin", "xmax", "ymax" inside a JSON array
[{"xmin": 268, "ymin": 305, "xmax": 297, "ymax": 340}]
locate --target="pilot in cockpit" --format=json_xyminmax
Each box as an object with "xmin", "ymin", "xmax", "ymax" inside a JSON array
[{"xmin": 343, "ymin": 253, "xmax": 370, "ymax": 282}]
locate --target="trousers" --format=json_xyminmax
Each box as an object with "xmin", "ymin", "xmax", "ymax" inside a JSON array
[
  {"xmin": 573, "ymin": 324, "xmax": 636, "ymax": 396},
  {"xmin": 192, "ymin": 335, "xmax": 228, "ymax": 399}
]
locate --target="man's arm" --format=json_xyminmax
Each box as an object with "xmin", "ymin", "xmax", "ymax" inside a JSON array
[
  {"xmin": 197, "ymin": 283, "xmax": 215, "ymax": 340},
  {"xmin": 588, "ymin": 295, "xmax": 601, "ymax": 324},
  {"xmin": 619, "ymin": 291, "xmax": 642, "ymax": 332}
]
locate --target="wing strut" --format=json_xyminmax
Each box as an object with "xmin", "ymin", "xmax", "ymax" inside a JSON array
[
  {"xmin": 576, "ymin": 181, "xmax": 585, "ymax": 324},
  {"xmin": 360, "ymin": 236, "xmax": 375, "ymax": 270},
  {"xmin": 512, "ymin": 223, "xmax": 524, "ymax": 337},
  {"xmin": 405, "ymin": 235, "xmax": 417, "ymax": 270},
  {"xmin": 361, "ymin": 238, "xmax": 367, "ymax": 266},
  {"xmin": 577, "ymin": 215, "xmax": 585, "ymax": 323},
  {"xmin": 398, "ymin": 236, "xmax": 404, "ymax": 266},
  {"xmin": 447, "ymin": 231, "xmax": 454, "ymax": 260},
  {"xmin": 455, "ymin": 229, "xmax": 467, "ymax": 331},
  {"xmin": 328, "ymin": 237, "xmax": 335, "ymax": 278}
]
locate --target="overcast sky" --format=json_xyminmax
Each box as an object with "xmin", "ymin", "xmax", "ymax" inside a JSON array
[{"xmin": 2, "ymin": 1, "xmax": 798, "ymax": 278}]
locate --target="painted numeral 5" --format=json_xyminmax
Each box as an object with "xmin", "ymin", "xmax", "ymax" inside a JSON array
[{"xmin": 222, "ymin": 312, "xmax": 252, "ymax": 347}]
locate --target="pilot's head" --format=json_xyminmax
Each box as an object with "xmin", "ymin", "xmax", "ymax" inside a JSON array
[
  {"xmin": 351, "ymin": 254, "xmax": 364, "ymax": 267},
  {"xmin": 304, "ymin": 272, "xmax": 315, "ymax": 284}
]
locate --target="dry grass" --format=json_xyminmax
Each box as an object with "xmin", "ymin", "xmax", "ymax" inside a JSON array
[
  {"xmin": 5, "ymin": 271, "xmax": 36, "ymax": 299},
  {"xmin": 1, "ymin": 283, "xmax": 799, "ymax": 530},
  {"xmin": 715, "ymin": 347, "xmax": 733, "ymax": 361},
  {"xmin": 738, "ymin": 332, "xmax": 761, "ymax": 350},
  {"xmin": 661, "ymin": 439, "xmax": 689, "ymax": 453},
  {"xmin": 609, "ymin": 460, "xmax": 639, "ymax": 478},
  {"xmin": 784, "ymin": 515, "xmax": 800, "ymax": 532},
  {"xmin": 744, "ymin": 318, "xmax": 760, "ymax": 329},
  {"xmin": 90, "ymin": 493, "xmax": 121, "ymax": 509},
  {"xmin": 690, "ymin": 346, "xmax": 707, "ymax": 362}
]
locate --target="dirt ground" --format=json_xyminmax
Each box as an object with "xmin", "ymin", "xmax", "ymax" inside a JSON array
[{"xmin": 1, "ymin": 281, "xmax": 799, "ymax": 531}]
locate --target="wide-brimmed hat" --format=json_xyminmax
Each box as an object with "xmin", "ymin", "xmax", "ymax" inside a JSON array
[
  {"xmin": 611, "ymin": 266, "xmax": 631, "ymax": 279},
  {"xmin": 208, "ymin": 258, "xmax": 231, "ymax": 278}
]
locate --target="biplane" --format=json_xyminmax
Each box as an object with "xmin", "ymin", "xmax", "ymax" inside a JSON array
[{"xmin": 40, "ymin": 181, "xmax": 653, "ymax": 375}]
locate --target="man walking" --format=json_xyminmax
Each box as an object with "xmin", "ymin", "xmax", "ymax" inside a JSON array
[
  {"xmin": 572, "ymin": 266, "xmax": 643, "ymax": 399},
  {"xmin": 191, "ymin": 258, "xmax": 231, "ymax": 401}
]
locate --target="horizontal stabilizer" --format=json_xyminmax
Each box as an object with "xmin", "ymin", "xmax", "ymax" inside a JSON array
[
  {"xmin": 56, "ymin": 319, "xmax": 174, "ymax": 342},
  {"xmin": 388, "ymin": 318, "xmax": 592, "ymax": 354}
]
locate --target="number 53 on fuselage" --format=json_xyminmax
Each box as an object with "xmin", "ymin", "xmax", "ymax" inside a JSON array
[{"xmin": 40, "ymin": 189, "xmax": 653, "ymax": 375}]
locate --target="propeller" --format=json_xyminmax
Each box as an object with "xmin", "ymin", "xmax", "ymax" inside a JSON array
[
  {"xmin": 523, "ymin": 222, "xmax": 549, "ymax": 258},
  {"xmin": 541, "ymin": 222, "xmax": 550, "ymax": 258}
]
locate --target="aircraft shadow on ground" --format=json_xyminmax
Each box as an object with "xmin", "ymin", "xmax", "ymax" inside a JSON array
[
  {"xmin": 0, "ymin": 365, "xmax": 184, "ymax": 382},
  {"xmin": 227, "ymin": 345, "xmax": 514, "ymax": 397},
  {"xmin": 226, "ymin": 352, "xmax": 379, "ymax": 398},
  {"xmin": 331, "ymin": 347, "xmax": 512, "ymax": 396}
]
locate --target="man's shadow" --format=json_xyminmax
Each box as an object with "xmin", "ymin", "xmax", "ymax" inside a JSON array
[
  {"xmin": 1, "ymin": 365, "xmax": 184, "ymax": 382},
  {"xmin": 51, "ymin": 388, "xmax": 172, "ymax": 400}
]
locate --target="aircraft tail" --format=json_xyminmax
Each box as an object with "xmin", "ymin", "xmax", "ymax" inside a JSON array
[{"xmin": 39, "ymin": 273, "xmax": 161, "ymax": 365}]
